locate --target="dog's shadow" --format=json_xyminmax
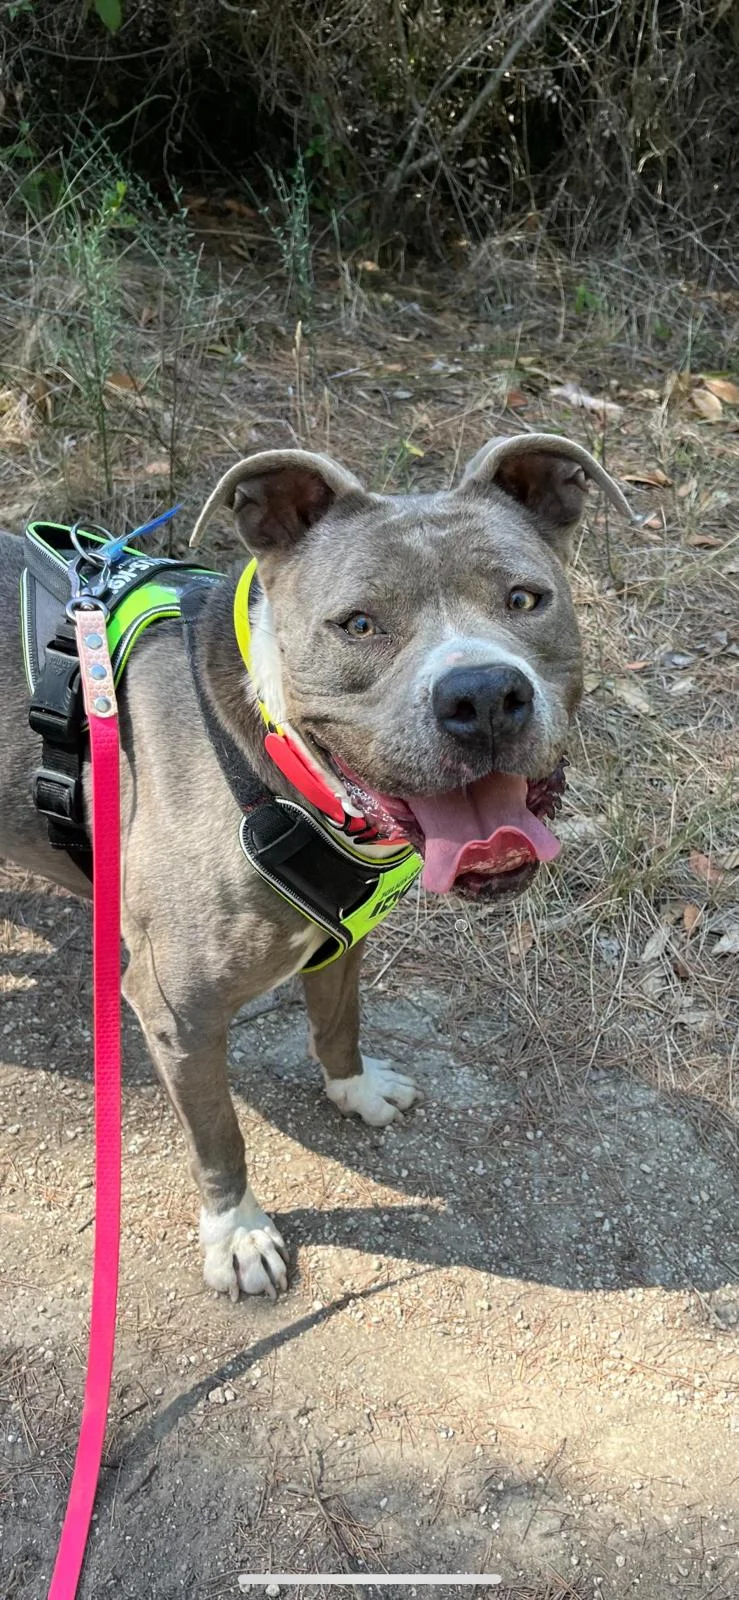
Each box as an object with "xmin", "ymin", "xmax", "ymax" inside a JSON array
[
  {"xmin": 230, "ymin": 984, "xmax": 739, "ymax": 1298},
  {"xmin": 2, "ymin": 885, "xmax": 737, "ymax": 1297}
]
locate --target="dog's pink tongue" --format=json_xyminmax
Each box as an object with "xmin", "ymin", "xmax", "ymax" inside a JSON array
[{"xmin": 408, "ymin": 773, "xmax": 561, "ymax": 893}]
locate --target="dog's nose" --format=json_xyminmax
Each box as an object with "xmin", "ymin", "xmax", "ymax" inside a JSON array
[{"xmin": 432, "ymin": 664, "xmax": 534, "ymax": 746}]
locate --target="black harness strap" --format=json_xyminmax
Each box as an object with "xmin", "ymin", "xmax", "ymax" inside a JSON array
[
  {"xmin": 180, "ymin": 582, "xmax": 272, "ymax": 817},
  {"xmin": 28, "ymin": 616, "xmax": 93, "ymax": 881},
  {"xmin": 180, "ymin": 582, "xmax": 385, "ymax": 970},
  {"xmin": 26, "ymin": 550, "xmax": 219, "ymax": 884}
]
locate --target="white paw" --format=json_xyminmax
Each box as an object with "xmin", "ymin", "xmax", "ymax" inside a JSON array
[
  {"xmin": 200, "ymin": 1187, "xmax": 288, "ymax": 1302},
  {"xmin": 322, "ymin": 1055, "xmax": 421, "ymax": 1127}
]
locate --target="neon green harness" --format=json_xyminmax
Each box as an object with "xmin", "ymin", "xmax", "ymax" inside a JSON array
[
  {"xmin": 21, "ymin": 528, "xmax": 422, "ymax": 971},
  {"xmin": 231, "ymin": 556, "xmax": 422, "ymax": 969}
]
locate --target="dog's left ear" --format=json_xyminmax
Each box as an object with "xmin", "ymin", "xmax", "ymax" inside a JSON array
[
  {"xmin": 189, "ymin": 449, "xmax": 367, "ymax": 554},
  {"xmin": 459, "ymin": 433, "xmax": 636, "ymax": 562}
]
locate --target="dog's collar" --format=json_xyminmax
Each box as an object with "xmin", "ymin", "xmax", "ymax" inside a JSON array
[{"xmin": 233, "ymin": 558, "xmax": 382, "ymax": 842}]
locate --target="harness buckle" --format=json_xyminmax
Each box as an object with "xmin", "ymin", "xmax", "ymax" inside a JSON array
[
  {"xmin": 28, "ymin": 644, "xmax": 84, "ymax": 747},
  {"xmin": 32, "ymin": 766, "xmax": 81, "ymax": 825}
]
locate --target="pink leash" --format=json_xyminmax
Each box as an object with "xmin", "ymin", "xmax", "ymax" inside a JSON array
[{"xmin": 49, "ymin": 606, "xmax": 122, "ymax": 1600}]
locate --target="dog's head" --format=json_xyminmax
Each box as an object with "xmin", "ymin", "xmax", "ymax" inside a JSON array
[{"xmin": 191, "ymin": 437, "xmax": 633, "ymax": 899}]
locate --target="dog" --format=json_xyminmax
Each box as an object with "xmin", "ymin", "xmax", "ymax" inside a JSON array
[{"xmin": 0, "ymin": 434, "xmax": 632, "ymax": 1300}]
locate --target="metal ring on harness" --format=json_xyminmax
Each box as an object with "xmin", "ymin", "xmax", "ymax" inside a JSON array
[
  {"xmin": 69, "ymin": 520, "xmax": 115, "ymax": 561},
  {"xmin": 65, "ymin": 545, "xmax": 113, "ymax": 623}
]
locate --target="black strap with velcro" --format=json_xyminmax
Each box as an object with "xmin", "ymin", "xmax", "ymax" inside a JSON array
[
  {"xmin": 28, "ymin": 618, "xmax": 93, "ymax": 879},
  {"xmin": 241, "ymin": 799, "xmax": 379, "ymax": 935},
  {"xmin": 180, "ymin": 582, "xmax": 380, "ymax": 967}
]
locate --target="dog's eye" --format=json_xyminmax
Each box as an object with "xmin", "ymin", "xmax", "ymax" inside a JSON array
[
  {"xmin": 342, "ymin": 612, "xmax": 380, "ymax": 638},
  {"xmin": 507, "ymin": 587, "xmax": 541, "ymax": 612}
]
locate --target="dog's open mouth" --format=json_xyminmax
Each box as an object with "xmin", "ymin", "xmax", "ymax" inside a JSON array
[{"xmin": 333, "ymin": 758, "xmax": 568, "ymax": 899}]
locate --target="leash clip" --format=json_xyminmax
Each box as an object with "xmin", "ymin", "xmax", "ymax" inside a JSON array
[
  {"xmin": 66, "ymin": 551, "xmax": 112, "ymax": 622},
  {"xmin": 65, "ymin": 521, "xmax": 118, "ymax": 621}
]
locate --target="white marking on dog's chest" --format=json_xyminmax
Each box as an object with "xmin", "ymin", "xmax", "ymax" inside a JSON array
[
  {"xmin": 249, "ymin": 593, "xmax": 287, "ymax": 723},
  {"xmin": 288, "ymin": 925, "xmax": 325, "ymax": 968},
  {"xmin": 247, "ymin": 595, "xmax": 356, "ymax": 812}
]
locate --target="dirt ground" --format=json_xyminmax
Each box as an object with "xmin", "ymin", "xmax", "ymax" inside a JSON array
[
  {"xmin": 1, "ymin": 229, "xmax": 738, "ymax": 1599},
  {"xmin": 2, "ymin": 855, "xmax": 738, "ymax": 1600}
]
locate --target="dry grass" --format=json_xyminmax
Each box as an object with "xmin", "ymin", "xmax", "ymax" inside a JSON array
[{"xmin": 1, "ymin": 179, "xmax": 737, "ymax": 1139}]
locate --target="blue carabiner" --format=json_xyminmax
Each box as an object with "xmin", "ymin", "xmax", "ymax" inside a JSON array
[{"xmin": 99, "ymin": 504, "xmax": 184, "ymax": 565}]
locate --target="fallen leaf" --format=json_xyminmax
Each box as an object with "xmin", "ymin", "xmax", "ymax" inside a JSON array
[
  {"xmin": 556, "ymin": 816, "xmax": 600, "ymax": 844},
  {"xmin": 675, "ymin": 1007, "xmax": 714, "ymax": 1030},
  {"xmin": 682, "ymin": 903, "xmax": 702, "ymax": 934},
  {"xmin": 139, "ymin": 305, "xmax": 156, "ymax": 328},
  {"xmin": 518, "ymin": 358, "xmax": 561, "ymax": 380},
  {"xmin": 662, "ymin": 370, "xmax": 691, "ymax": 405},
  {"xmin": 612, "ymin": 677, "xmax": 652, "ymax": 714},
  {"xmin": 640, "ymin": 968, "xmax": 667, "ymax": 999},
  {"xmin": 505, "ymin": 388, "xmax": 529, "ymax": 409},
  {"xmin": 507, "ymin": 922, "xmax": 534, "ymax": 962},
  {"xmin": 701, "ymin": 376, "xmax": 739, "ymax": 406},
  {"xmin": 107, "ymin": 372, "xmax": 138, "ymax": 391},
  {"xmin": 677, "ymin": 477, "xmax": 698, "ymax": 498},
  {"xmin": 550, "ymin": 382, "xmax": 623, "ymax": 420},
  {"xmin": 583, "ymin": 672, "xmax": 602, "ymax": 694},
  {"xmin": 670, "ymin": 954, "xmax": 692, "ymax": 979},
  {"xmin": 663, "ymin": 650, "xmax": 695, "ymax": 668},
  {"xmin": 699, "ymin": 488, "xmax": 731, "ymax": 514},
  {"xmin": 641, "ymin": 925, "xmax": 671, "ymax": 963},
  {"xmin": 691, "ymin": 389, "xmax": 723, "ymax": 422},
  {"xmin": 622, "ymin": 468, "xmax": 672, "ymax": 487},
  {"xmin": 143, "ymin": 459, "xmax": 171, "ymax": 476},
  {"xmin": 686, "ymin": 532, "xmax": 723, "ymax": 548},
  {"xmin": 661, "ymin": 901, "xmax": 689, "ymax": 925},
  {"xmin": 720, "ymin": 847, "xmax": 739, "ymax": 871},
  {"xmin": 642, "ymin": 513, "xmax": 663, "ymax": 531},
  {"xmin": 689, "ymin": 850, "xmax": 724, "ymax": 887},
  {"xmin": 624, "ymin": 660, "xmax": 650, "ymax": 671},
  {"xmin": 706, "ymin": 908, "xmax": 739, "ymax": 934},
  {"xmin": 223, "ymin": 198, "xmax": 258, "ymax": 218},
  {"xmin": 29, "ymin": 376, "xmax": 53, "ymax": 418},
  {"xmin": 714, "ymin": 928, "xmax": 739, "ymax": 955}
]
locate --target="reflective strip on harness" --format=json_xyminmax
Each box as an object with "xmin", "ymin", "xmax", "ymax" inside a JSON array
[
  {"xmin": 106, "ymin": 583, "xmax": 183, "ymax": 680},
  {"xmin": 239, "ymin": 799, "xmax": 422, "ymax": 972}
]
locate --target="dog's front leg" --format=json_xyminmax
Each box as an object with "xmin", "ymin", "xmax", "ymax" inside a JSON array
[
  {"xmin": 302, "ymin": 944, "xmax": 421, "ymax": 1126},
  {"xmin": 122, "ymin": 956, "xmax": 287, "ymax": 1302}
]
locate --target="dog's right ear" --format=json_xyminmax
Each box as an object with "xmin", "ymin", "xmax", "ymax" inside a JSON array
[{"xmin": 189, "ymin": 449, "xmax": 366, "ymax": 554}]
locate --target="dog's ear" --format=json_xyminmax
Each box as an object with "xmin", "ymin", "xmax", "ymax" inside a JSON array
[
  {"xmin": 190, "ymin": 449, "xmax": 367, "ymax": 554},
  {"xmin": 459, "ymin": 434, "xmax": 636, "ymax": 562}
]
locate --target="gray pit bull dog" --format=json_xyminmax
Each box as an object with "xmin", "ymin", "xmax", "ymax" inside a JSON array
[{"xmin": 0, "ymin": 434, "xmax": 633, "ymax": 1301}]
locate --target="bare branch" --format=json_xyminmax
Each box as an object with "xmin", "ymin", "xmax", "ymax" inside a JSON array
[{"xmin": 393, "ymin": 0, "xmax": 558, "ymax": 188}]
